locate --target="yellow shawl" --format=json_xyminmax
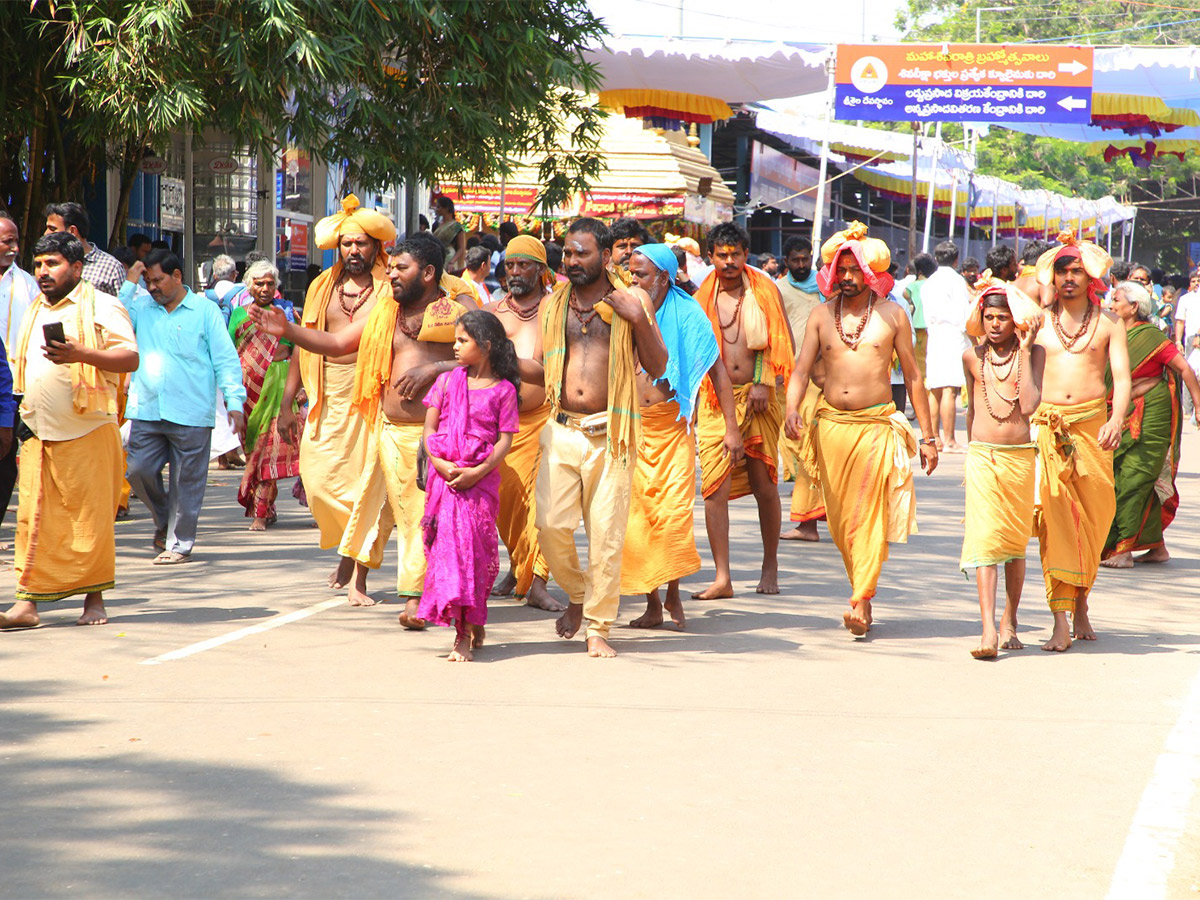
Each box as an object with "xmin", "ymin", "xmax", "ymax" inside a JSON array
[
  {"xmin": 541, "ymin": 271, "xmax": 641, "ymax": 463},
  {"xmin": 14, "ymin": 279, "xmax": 115, "ymax": 414},
  {"xmin": 299, "ymin": 257, "xmax": 391, "ymax": 426},
  {"xmin": 351, "ymin": 288, "xmax": 470, "ymax": 423}
]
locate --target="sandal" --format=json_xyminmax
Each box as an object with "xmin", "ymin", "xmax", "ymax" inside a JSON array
[{"xmin": 152, "ymin": 550, "xmax": 192, "ymax": 565}]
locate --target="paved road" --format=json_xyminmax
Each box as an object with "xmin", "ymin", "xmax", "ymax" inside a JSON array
[{"xmin": 3, "ymin": 420, "xmax": 1199, "ymax": 898}]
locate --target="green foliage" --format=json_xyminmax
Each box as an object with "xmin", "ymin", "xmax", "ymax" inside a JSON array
[
  {"xmin": 892, "ymin": 0, "xmax": 1200, "ymax": 268},
  {"xmin": 1, "ymin": 0, "xmax": 608, "ymax": 246}
]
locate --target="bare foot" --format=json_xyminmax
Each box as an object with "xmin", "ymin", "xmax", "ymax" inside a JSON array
[
  {"xmin": 248, "ymin": 517, "xmax": 269, "ymax": 532},
  {"xmin": 491, "ymin": 571, "xmax": 517, "ymax": 597},
  {"xmin": 756, "ymin": 562, "xmax": 779, "ymax": 595},
  {"xmin": 448, "ymin": 633, "xmax": 473, "ymax": 662},
  {"xmin": 691, "ymin": 579, "xmax": 734, "ymax": 600},
  {"xmin": 998, "ymin": 625, "xmax": 1024, "ymax": 651},
  {"xmin": 76, "ymin": 607, "xmax": 108, "ymax": 626},
  {"xmin": 1072, "ymin": 605, "xmax": 1097, "ymax": 641},
  {"xmin": 398, "ymin": 597, "xmax": 427, "ymax": 630},
  {"xmin": 586, "ymin": 636, "xmax": 617, "ymax": 658},
  {"xmin": 943, "ymin": 442, "xmax": 966, "ymax": 454},
  {"xmin": 664, "ymin": 582, "xmax": 686, "ymax": 630},
  {"xmin": 525, "ymin": 578, "xmax": 566, "ymax": 612},
  {"xmin": 0, "ymin": 601, "xmax": 40, "ymax": 630},
  {"xmin": 555, "ymin": 603, "xmax": 583, "ymax": 639},
  {"xmin": 328, "ymin": 556, "xmax": 354, "ymax": 590},
  {"xmin": 347, "ymin": 585, "xmax": 376, "ymax": 607},
  {"xmin": 1137, "ymin": 545, "xmax": 1170, "ymax": 563},
  {"xmin": 629, "ymin": 590, "xmax": 665, "ymax": 629},
  {"xmin": 1042, "ymin": 611, "xmax": 1072, "ymax": 651},
  {"xmin": 781, "ymin": 521, "xmax": 819, "ymax": 542},
  {"xmin": 470, "ymin": 624, "xmax": 486, "ymax": 649},
  {"xmin": 1100, "ymin": 551, "xmax": 1134, "ymax": 569},
  {"xmin": 842, "ymin": 599, "xmax": 871, "ymax": 636},
  {"xmin": 971, "ymin": 624, "xmax": 999, "ymax": 659}
]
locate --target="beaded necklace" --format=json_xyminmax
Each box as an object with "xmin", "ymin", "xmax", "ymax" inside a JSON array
[
  {"xmin": 1051, "ymin": 301, "xmax": 1095, "ymax": 354},
  {"xmin": 834, "ymin": 295, "xmax": 873, "ymax": 350}
]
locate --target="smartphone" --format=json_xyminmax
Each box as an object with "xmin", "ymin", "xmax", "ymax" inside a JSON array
[{"xmin": 42, "ymin": 322, "xmax": 66, "ymax": 346}]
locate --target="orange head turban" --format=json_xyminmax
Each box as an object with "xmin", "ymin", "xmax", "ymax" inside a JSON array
[
  {"xmin": 315, "ymin": 193, "xmax": 397, "ymax": 251},
  {"xmin": 1034, "ymin": 229, "xmax": 1112, "ymax": 305},
  {"xmin": 816, "ymin": 221, "xmax": 894, "ymax": 298}
]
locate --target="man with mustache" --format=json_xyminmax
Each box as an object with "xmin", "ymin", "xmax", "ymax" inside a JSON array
[
  {"xmin": 0, "ymin": 212, "xmax": 37, "ymax": 524},
  {"xmin": 785, "ymin": 223, "xmax": 938, "ymax": 636},
  {"xmin": 277, "ymin": 195, "xmax": 396, "ymax": 605},
  {"xmin": 124, "ymin": 248, "xmax": 246, "ymax": 565},
  {"xmin": 255, "ymin": 232, "xmax": 469, "ymax": 629},
  {"xmin": 0, "ymin": 231, "xmax": 137, "ymax": 629},
  {"xmin": 692, "ymin": 223, "xmax": 794, "ymax": 599},
  {"xmin": 775, "ymin": 235, "xmax": 826, "ymax": 544},
  {"xmin": 484, "ymin": 236, "xmax": 562, "ymax": 612}
]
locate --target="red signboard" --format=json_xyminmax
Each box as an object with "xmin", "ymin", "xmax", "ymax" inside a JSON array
[
  {"xmin": 579, "ymin": 190, "xmax": 684, "ymax": 219},
  {"xmin": 437, "ymin": 184, "xmax": 541, "ymax": 214}
]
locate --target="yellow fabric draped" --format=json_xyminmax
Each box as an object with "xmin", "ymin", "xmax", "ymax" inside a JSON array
[
  {"xmin": 15, "ymin": 422, "xmax": 122, "ymax": 601},
  {"xmin": 1033, "ymin": 398, "xmax": 1115, "ymax": 612},
  {"xmin": 352, "ymin": 289, "xmax": 469, "ymax": 423},
  {"xmin": 597, "ymin": 88, "xmax": 732, "ymax": 122},
  {"xmin": 299, "ymin": 258, "xmax": 391, "ymax": 428},
  {"xmin": 620, "ymin": 399, "xmax": 701, "ymax": 593},
  {"xmin": 541, "ymin": 271, "xmax": 641, "ymax": 463},
  {"xmin": 14, "ymin": 281, "xmax": 116, "ymax": 415},
  {"xmin": 805, "ymin": 399, "xmax": 917, "ymax": 603},
  {"xmin": 498, "ymin": 401, "xmax": 551, "ymax": 597},
  {"xmin": 698, "ymin": 381, "xmax": 783, "ymax": 500},
  {"xmin": 786, "ymin": 383, "xmax": 825, "ymax": 523},
  {"xmin": 696, "ymin": 267, "xmax": 794, "ymax": 410},
  {"xmin": 960, "ymin": 441, "xmax": 1036, "ymax": 572}
]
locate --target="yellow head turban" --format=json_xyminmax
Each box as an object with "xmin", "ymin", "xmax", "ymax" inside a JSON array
[
  {"xmin": 816, "ymin": 221, "xmax": 893, "ymax": 297},
  {"xmin": 505, "ymin": 235, "xmax": 547, "ymax": 265},
  {"xmin": 315, "ymin": 193, "xmax": 397, "ymax": 251},
  {"xmin": 966, "ymin": 270, "xmax": 1044, "ymax": 337},
  {"xmin": 1034, "ymin": 229, "xmax": 1112, "ymax": 304}
]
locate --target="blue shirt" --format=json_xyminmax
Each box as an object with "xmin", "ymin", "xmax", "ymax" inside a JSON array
[
  {"xmin": 0, "ymin": 335, "xmax": 16, "ymax": 427},
  {"xmin": 123, "ymin": 286, "xmax": 247, "ymax": 427}
]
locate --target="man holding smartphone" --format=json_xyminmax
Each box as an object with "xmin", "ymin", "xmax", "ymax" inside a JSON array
[
  {"xmin": 0, "ymin": 232, "xmax": 138, "ymax": 629},
  {"xmin": 124, "ymin": 249, "xmax": 246, "ymax": 564}
]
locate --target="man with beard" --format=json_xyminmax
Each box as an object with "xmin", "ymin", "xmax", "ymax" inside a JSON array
[
  {"xmin": 0, "ymin": 232, "xmax": 137, "ymax": 629},
  {"xmin": 125, "ymin": 249, "xmax": 246, "ymax": 564},
  {"xmin": 255, "ymin": 232, "xmax": 469, "ymax": 629},
  {"xmin": 277, "ymin": 195, "xmax": 396, "ymax": 605},
  {"xmin": 484, "ymin": 236, "xmax": 562, "ymax": 612},
  {"xmin": 1031, "ymin": 232, "xmax": 1129, "ymax": 652},
  {"xmin": 776, "ymin": 235, "xmax": 826, "ymax": 543},
  {"xmin": 0, "ymin": 212, "xmax": 37, "ymax": 524},
  {"xmin": 785, "ymin": 223, "xmax": 938, "ymax": 636},
  {"xmin": 984, "ymin": 244, "xmax": 1018, "ymax": 283},
  {"xmin": 537, "ymin": 218, "xmax": 667, "ymax": 657},
  {"xmin": 692, "ymin": 223, "xmax": 794, "ymax": 599}
]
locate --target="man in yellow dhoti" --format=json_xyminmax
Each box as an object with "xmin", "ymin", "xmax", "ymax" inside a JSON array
[
  {"xmin": 257, "ymin": 232, "xmax": 467, "ymax": 627},
  {"xmin": 775, "ymin": 236, "xmax": 826, "ymax": 542},
  {"xmin": 278, "ymin": 194, "xmax": 396, "ymax": 605},
  {"xmin": 1032, "ymin": 231, "xmax": 1130, "ymax": 651},
  {"xmin": 536, "ymin": 218, "xmax": 667, "ymax": 657},
  {"xmin": 786, "ymin": 222, "xmax": 938, "ymax": 636},
  {"xmin": 959, "ymin": 276, "xmax": 1045, "ymax": 658},
  {"xmin": 484, "ymin": 235, "xmax": 561, "ymax": 611},
  {"xmin": 693, "ymin": 223, "xmax": 794, "ymax": 599},
  {"xmin": 622, "ymin": 243, "xmax": 740, "ymax": 630},
  {"xmin": 0, "ymin": 232, "xmax": 139, "ymax": 630}
]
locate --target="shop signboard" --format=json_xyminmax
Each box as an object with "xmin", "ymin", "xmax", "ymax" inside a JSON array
[
  {"xmin": 578, "ymin": 189, "xmax": 685, "ymax": 219},
  {"xmin": 748, "ymin": 142, "xmax": 830, "ymax": 222},
  {"xmin": 437, "ymin": 183, "xmax": 541, "ymax": 215},
  {"xmin": 835, "ymin": 43, "xmax": 1094, "ymax": 124}
]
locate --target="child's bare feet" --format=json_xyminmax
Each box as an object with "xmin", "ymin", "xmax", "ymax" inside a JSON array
[
  {"xmin": 249, "ymin": 517, "xmax": 269, "ymax": 532},
  {"xmin": 448, "ymin": 633, "xmax": 473, "ymax": 662},
  {"xmin": 971, "ymin": 623, "xmax": 998, "ymax": 659},
  {"xmin": 842, "ymin": 598, "xmax": 871, "ymax": 636},
  {"xmin": 398, "ymin": 597, "xmax": 427, "ymax": 630},
  {"xmin": 470, "ymin": 624, "xmax": 485, "ymax": 649},
  {"xmin": 586, "ymin": 636, "xmax": 617, "ymax": 658}
]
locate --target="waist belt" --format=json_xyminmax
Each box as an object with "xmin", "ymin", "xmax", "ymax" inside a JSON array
[{"xmin": 555, "ymin": 411, "xmax": 607, "ymax": 436}]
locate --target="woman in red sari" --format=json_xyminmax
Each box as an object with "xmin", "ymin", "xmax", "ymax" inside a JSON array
[
  {"xmin": 229, "ymin": 261, "xmax": 303, "ymax": 530},
  {"xmin": 1102, "ymin": 280, "xmax": 1200, "ymax": 568}
]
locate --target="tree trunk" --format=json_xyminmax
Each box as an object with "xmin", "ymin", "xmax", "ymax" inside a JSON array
[{"xmin": 108, "ymin": 134, "xmax": 145, "ymax": 251}]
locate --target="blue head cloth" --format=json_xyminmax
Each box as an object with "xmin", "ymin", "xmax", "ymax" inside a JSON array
[{"xmin": 633, "ymin": 243, "xmax": 719, "ymax": 427}]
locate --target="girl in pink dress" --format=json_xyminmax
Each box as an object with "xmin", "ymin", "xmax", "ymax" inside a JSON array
[{"xmin": 420, "ymin": 310, "xmax": 520, "ymax": 661}]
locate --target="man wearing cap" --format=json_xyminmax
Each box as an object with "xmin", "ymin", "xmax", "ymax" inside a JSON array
[
  {"xmin": 277, "ymin": 194, "xmax": 396, "ymax": 606},
  {"xmin": 1031, "ymin": 230, "xmax": 1130, "ymax": 652},
  {"xmin": 485, "ymin": 236, "xmax": 562, "ymax": 612},
  {"xmin": 785, "ymin": 222, "xmax": 938, "ymax": 636}
]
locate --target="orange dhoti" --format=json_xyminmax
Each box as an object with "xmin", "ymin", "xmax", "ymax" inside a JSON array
[
  {"xmin": 498, "ymin": 402, "xmax": 551, "ymax": 596},
  {"xmin": 782, "ymin": 382, "xmax": 825, "ymax": 523},
  {"xmin": 698, "ymin": 383, "xmax": 782, "ymax": 500},
  {"xmin": 620, "ymin": 399, "xmax": 701, "ymax": 593},
  {"xmin": 805, "ymin": 399, "xmax": 917, "ymax": 604}
]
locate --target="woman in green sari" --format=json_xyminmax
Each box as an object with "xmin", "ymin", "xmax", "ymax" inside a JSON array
[
  {"xmin": 1101, "ymin": 280, "xmax": 1200, "ymax": 568},
  {"xmin": 433, "ymin": 195, "xmax": 466, "ymax": 274}
]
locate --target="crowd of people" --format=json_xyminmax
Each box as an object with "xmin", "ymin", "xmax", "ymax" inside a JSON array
[{"xmin": 0, "ymin": 195, "xmax": 1195, "ymax": 662}]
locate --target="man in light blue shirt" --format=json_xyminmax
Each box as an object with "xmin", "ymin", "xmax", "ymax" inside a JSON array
[{"xmin": 125, "ymin": 249, "xmax": 246, "ymax": 563}]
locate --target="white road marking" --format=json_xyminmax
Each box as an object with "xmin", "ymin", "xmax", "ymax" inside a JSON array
[
  {"xmin": 139, "ymin": 597, "xmax": 346, "ymax": 665},
  {"xmin": 1107, "ymin": 664, "xmax": 1200, "ymax": 898}
]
